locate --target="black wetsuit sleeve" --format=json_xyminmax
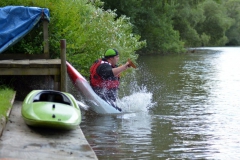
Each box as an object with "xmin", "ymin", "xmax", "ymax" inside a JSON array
[{"xmin": 97, "ymin": 63, "xmax": 114, "ymax": 79}]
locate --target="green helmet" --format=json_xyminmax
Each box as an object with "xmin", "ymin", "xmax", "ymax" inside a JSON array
[{"xmin": 104, "ymin": 49, "xmax": 119, "ymax": 58}]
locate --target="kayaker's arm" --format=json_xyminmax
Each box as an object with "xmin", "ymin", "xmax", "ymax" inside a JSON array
[{"xmin": 112, "ymin": 62, "xmax": 130, "ymax": 77}]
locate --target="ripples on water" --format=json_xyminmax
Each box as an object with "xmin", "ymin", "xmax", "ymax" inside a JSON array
[{"xmin": 80, "ymin": 47, "xmax": 240, "ymax": 159}]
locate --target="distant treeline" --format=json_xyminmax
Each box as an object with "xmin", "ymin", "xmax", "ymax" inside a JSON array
[
  {"xmin": 1, "ymin": 0, "xmax": 239, "ymax": 76},
  {"xmin": 102, "ymin": 0, "xmax": 240, "ymax": 54}
]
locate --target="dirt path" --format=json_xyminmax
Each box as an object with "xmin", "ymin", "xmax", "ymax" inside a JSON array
[{"xmin": 0, "ymin": 101, "xmax": 98, "ymax": 160}]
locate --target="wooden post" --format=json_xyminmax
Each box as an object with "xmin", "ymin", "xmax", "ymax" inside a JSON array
[
  {"xmin": 60, "ymin": 39, "xmax": 67, "ymax": 92},
  {"xmin": 43, "ymin": 20, "xmax": 49, "ymax": 58}
]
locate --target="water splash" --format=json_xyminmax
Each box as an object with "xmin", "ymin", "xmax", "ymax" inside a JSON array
[
  {"xmin": 117, "ymin": 66, "xmax": 157, "ymax": 113},
  {"xmin": 68, "ymin": 69, "xmax": 156, "ymax": 113},
  {"xmin": 76, "ymin": 100, "xmax": 90, "ymax": 111},
  {"xmin": 117, "ymin": 90, "xmax": 155, "ymax": 112}
]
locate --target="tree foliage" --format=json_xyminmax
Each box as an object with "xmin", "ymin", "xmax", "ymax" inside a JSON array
[
  {"xmin": 224, "ymin": 0, "xmax": 240, "ymax": 45},
  {"xmin": 0, "ymin": 0, "xmax": 145, "ymax": 77},
  {"xmin": 102, "ymin": 0, "xmax": 240, "ymax": 52},
  {"xmin": 103, "ymin": 0, "xmax": 185, "ymax": 54},
  {"xmin": 196, "ymin": 0, "xmax": 234, "ymax": 46},
  {"xmin": 1, "ymin": 0, "xmax": 240, "ymax": 60}
]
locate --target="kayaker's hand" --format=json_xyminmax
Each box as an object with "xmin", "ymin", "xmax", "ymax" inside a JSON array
[
  {"xmin": 125, "ymin": 61, "xmax": 130, "ymax": 69},
  {"xmin": 127, "ymin": 59, "xmax": 137, "ymax": 68}
]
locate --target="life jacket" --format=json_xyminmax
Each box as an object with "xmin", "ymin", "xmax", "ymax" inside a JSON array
[{"xmin": 90, "ymin": 59, "xmax": 120, "ymax": 89}]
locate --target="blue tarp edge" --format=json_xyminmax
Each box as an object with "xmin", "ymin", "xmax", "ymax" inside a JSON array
[{"xmin": 0, "ymin": 6, "xmax": 50, "ymax": 54}]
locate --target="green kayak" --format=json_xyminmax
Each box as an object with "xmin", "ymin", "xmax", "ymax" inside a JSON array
[{"xmin": 22, "ymin": 90, "xmax": 81, "ymax": 130}]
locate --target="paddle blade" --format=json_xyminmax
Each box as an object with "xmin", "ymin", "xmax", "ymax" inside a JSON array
[{"xmin": 128, "ymin": 59, "xmax": 137, "ymax": 69}]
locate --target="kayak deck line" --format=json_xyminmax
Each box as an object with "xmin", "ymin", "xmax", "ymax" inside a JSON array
[{"xmin": 0, "ymin": 101, "xmax": 98, "ymax": 160}]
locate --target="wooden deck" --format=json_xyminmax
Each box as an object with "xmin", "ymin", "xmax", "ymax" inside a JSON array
[{"xmin": 0, "ymin": 101, "xmax": 98, "ymax": 160}]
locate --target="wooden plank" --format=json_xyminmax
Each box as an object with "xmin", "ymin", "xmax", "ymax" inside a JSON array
[
  {"xmin": 60, "ymin": 40, "xmax": 67, "ymax": 92},
  {"xmin": 46, "ymin": 59, "xmax": 61, "ymax": 64},
  {"xmin": 0, "ymin": 54, "xmax": 50, "ymax": 60},
  {"xmin": 43, "ymin": 20, "xmax": 49, "ymax": 58},
  {"xmin": 0, "ymin": 68, "xmax": 60, "ymax": 75},
  {"xmin": 0, "ymin": 101, "xmax": 98, "ymax": 160},
  {"xmin": 29, "ymin": 59, "xmax": 48, "ymax": 64},
  {"xmin": 10, "ymin": 59, "xmax": 30, "ymax": 65},
  {"xmin": 0, "ymin": 60, "xmax": 29, "ymax": 67},
  {"xmin": 0, "ymin": 59, "xmax": 61, "ymax": 68},
  {"xmin": 0, "ymin": 60, "xmax": 13, "ymax": 64}
]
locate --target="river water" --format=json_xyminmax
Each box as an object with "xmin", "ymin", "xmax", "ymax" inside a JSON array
[{"xmin": 79, "ymin": 47, "xmax": 240, "ymax": 160}]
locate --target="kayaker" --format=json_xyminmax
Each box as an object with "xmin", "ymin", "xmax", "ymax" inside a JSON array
[{"xmin": 90, "ymin": 49, "xmax": 130, "ymax": 111}]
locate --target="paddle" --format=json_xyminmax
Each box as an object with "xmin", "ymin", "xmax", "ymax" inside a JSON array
[{"xmin": 128, "ymin": 59, "xmax": 137, "ymax": 68}]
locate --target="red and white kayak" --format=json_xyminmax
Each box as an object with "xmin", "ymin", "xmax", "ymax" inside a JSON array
[{"xmin": 66, "ymin": 61, "xmax": 121, "ymax": 114}]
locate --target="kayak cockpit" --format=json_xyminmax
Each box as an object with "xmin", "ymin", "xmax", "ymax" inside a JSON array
[{"xmin": 32, "ymin": 91, "xmax": 71, "ymax": 106}]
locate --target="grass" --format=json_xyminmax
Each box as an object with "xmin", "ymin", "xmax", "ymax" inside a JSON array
[{"xmin": 0, "ymin": 87, "xmax": 15, "ymax": 117}]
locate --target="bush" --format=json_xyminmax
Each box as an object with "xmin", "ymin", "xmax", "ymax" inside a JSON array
[{"xmin": 0, "ymin": 0, "xmax": 145, "ymax": 77}]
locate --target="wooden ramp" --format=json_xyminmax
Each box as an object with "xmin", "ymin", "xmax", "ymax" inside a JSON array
[{"xmin": 0, "ymin": 101, "xmax": 98, "ymax": 160}]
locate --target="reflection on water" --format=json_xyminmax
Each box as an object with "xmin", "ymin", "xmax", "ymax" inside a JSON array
[{"xmin": 80, "ymin": 47, "xmax": 240, "ymax": 159}]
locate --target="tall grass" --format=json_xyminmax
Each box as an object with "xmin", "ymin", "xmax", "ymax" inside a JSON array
[{"xmin": 0, "ymin": 87, "xmax": 15, "ymax": 117}]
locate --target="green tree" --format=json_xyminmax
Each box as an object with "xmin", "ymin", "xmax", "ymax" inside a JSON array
[
  {"xmin": 172, "ymin": 1, "xmax": 205, "ymax": 47},
  {"xmin": 102, "ymin": 0, "xmax": 185, "ymax": 54},
  {"xmin": 103, "ymin": 0, "xmax": 240, "ymax": 48},
  {"xmin": 225, "ymin": 0, "xmax": 240, "ymax": 45},
  {"xmin": 196, "ymin": 0, "xmax": 234, "ymax": 46},
  {"xmin": 0, "ymin": 0, "xmax": 145, "ymax": 77}
]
